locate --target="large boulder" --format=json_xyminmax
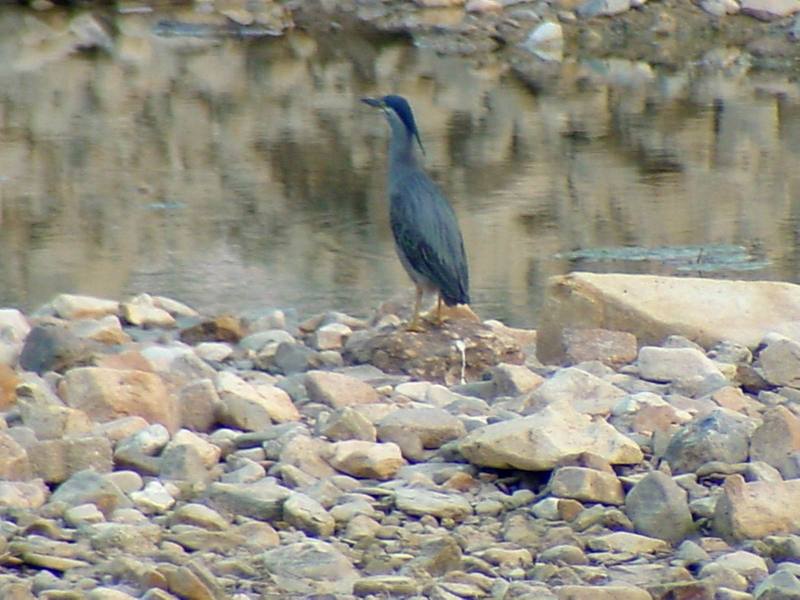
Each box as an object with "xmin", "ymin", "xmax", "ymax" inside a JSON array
[{"xmin": 537, "ymin": 273, "xmax": 800, "ymax": 364}]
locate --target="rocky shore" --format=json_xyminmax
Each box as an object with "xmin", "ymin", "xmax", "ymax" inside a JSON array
[{"xmin": 0, "ymin": 274, "xmax": 800, "ymax": 599}]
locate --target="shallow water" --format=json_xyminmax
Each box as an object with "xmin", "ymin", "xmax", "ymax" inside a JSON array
[{"xmin": 1, "ymin": 7, "xmax": 799, "ymax": 327}]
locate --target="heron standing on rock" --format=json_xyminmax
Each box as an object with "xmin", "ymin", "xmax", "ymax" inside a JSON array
[{"xmin": 361, "ymin": 94, "xmax": 470, "ymax": 331}]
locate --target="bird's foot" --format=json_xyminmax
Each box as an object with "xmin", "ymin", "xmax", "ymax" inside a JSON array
[
  {"xmin": 404, "ymin": 314, "xmax": 431, "ymax": 332},
  {"xmin": 420, "ymin": 311, "xmax": 445, "ymax": 327}
]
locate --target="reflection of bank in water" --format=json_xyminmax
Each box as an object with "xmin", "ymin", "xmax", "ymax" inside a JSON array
[{"xmin": 556, "ymin": 244, "xmax": 771, "ymax": 275}]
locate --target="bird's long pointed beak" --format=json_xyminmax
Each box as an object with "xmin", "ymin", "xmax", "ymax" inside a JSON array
[{"xmin": 361, "ymin": 97, "xmax": 384, "ymax": 108}]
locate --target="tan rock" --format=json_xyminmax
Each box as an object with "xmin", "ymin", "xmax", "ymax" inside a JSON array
[
  {"xmin": 0, "ymin": 364, "xmax": 20, "ymax": 409},
  {"xmin": 537, "ymin": 273, "xmax": 800, "ymax": 364},
  {"xmin": 120, "ymin": 294, "xmax": 176, "ymax": 328},
  {"xmin": 18, "ymin": 401, "xmax": 93, "ymax": 440},
  {"xmin": 216, "ymin": 371, "xmax": 298, "ymax": 430},
  {"xmin": 750, "ymin": 406, "xmax": 800, "ymax": 478},
  {"xmin": 59, "ymin": 367, "xmax": 180, "ymax": 433},
  {"xmin": 562, "ymin": 328, "xmax": 638, "ymax": 368},
  {"xmin": 553, "ymin": 585, "xmax": 651, "ymax": 600},
  {"xmin": 52, "ymin": 294, "xmax": 119, "ymax": 320},
  {"xmin": 179, "ymin": 379, "xmax": 220, "ymax": 433},
  {"xmin": 460, "ymin": 403, "xmax": 643, "ymax": 471},
  {"xmin": 305, "ymin": 370, "xmax": 380, "ymax": 408},
  {"xmin": 326, "ymin": 440, "xmax": 404, "ymax": 480},
  {"xmin": 549, "ymin": 466, "xmax": 624, "ymax": 505},
  {"xmin": 0, "ymin": 432, "xmax": 31, "ymax": 481},
  {"xmin": 70, "ymin": 316, "xmax": 130, "ymax": 344},
  {"xmin": 29, "ymin": 436, "xmax": 113, "ymax": 483},
  {"xmin": 587, "ymin": 531, "xmax": 670, "ymax": 554},
  {"xmin": 713, "ymin": 474, "xmax": 800, "ymax": 541}
]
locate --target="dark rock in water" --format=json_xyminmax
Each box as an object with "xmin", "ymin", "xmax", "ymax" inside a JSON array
[
  {"xmin": 179, "ymin": 316, "xmax": 243, "ymax": 344},
  {"xmin": 19, "ymin": 325, "xmax": 95, "ymax": 374},
  {"xmin": 343, "ymin": 320, "xmax": 524, "ymax": 385}
]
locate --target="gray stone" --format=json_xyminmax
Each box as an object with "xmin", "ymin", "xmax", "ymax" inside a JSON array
[
  {"xmin": 159, "ymin": 443, "xmax": 209, "ymax": 483},
  {"xmin": 284, "ymin": 492, "xmax": 336, "ymax": 537},
  {"xmin": 625, "ymin": 471, "xmax": 694, "ymax": 544},
  {"xmin": 665, "ymin": 408, "xmax": 757, "ymax": 474},
  {"xmin": 19, "ymin": 325, "xmax": 92, "ymax": 374},
  {"xmin": 549, "ymin": 466, "xmax": 624, "ymax": 505},
  {"xmin": 88, "ymin": 522, "xmax": 160, "ymax": 555},
  {"xmin": 538, "ymin": 544, "xmax": 589, "ymax": 565},
  {"xmin": 50, "ymin": 469, "xmax": 130, "ymax": 515},
  {"xmin": 528, "ymin": 367, "xmax": 626, "ymax": 416},
  {"xmin": 207, "ymin": 479, "xmax": 291, "ymax": 521},
  {"xmin": 178, "ymin": 379, "xmax": 220, "ymax": 433},
  {"xmin": 759, "ymin": 337, "xmax": 800, "ymax": 387},
  {"xmin": 577, "ymin": 0, "xmax": 631, "ymax": 17},
  {"xmin": 377, "ymin": 406, "xmax": 465, "ymax": 460},
  {"xmin": 460, "ymin": 402, "xmax": 642, "ymax": 471},
  {"xmin": 279, "ymin": 433, "xmax": 336, "ymax": 478},
  {"xmin": 317, "ymin": 407, "xmax": 377, "ymax": 442},
  {"xmin": 260, "ymin": 540, "xmax": 358, "ymax": 595},
  {"xmin": 269, "ymin": 341, "xmax": 316, "ymax": 374},
  {"xmin": 395, "ymin": 487, "xmax": 473, "ymax": 520},
  {"xmin": 705, "ymin": 551, "xmax": 768, "ymax": 586},
  {"xmin": 754, "ymin": 570, "xmax": 800, "ymax": 599}
]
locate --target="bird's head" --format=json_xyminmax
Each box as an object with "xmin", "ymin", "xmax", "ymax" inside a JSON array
[{"xmin": 361, "ymin": 94, "xmax": 425, "ymax": 155}]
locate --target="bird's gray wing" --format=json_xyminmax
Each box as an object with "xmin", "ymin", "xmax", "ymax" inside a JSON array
[{"xmin": 390, "ymin": 172, "xmax": 470, "ymax": 305}]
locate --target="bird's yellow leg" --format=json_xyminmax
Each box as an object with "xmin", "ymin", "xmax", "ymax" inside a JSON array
[
  {"xmin": 405, "ymin": 285, "xmax": 426, "ymax": 332},
  {"xmin": 435, "ymin": 294, "xmax": 444, "ymax": 326}
]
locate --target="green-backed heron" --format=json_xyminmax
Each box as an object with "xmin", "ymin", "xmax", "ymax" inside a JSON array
[{"xmin": 362, "ymin": 94, "xmax": 470, "ymax": 330}]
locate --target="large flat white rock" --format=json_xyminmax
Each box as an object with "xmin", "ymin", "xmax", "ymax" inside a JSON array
[{"xmin": 537, "ymin": 272, "xmax": 800, "ymax": 364}]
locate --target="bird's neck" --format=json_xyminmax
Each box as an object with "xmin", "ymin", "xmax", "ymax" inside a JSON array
[{"xmin": 388, "ymin": 123, "xmax": 420, "ymax": 177}]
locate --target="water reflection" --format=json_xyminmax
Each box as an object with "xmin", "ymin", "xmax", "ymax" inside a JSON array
[{"xmin": 0, "ymin": 6, "xmax": 799, "ymax": 327}]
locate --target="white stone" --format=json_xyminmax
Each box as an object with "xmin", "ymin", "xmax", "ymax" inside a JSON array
[
  {"xmin": 638, "ymin": 346, "xmax": 726, "ymax": 384},
  {"xmin": 130, "ymin": 480, "xmax": 175, "ymax": 514},
  {"xmin": 194, "ymin": 342, "xmax": 234, "ymax": 362}
]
